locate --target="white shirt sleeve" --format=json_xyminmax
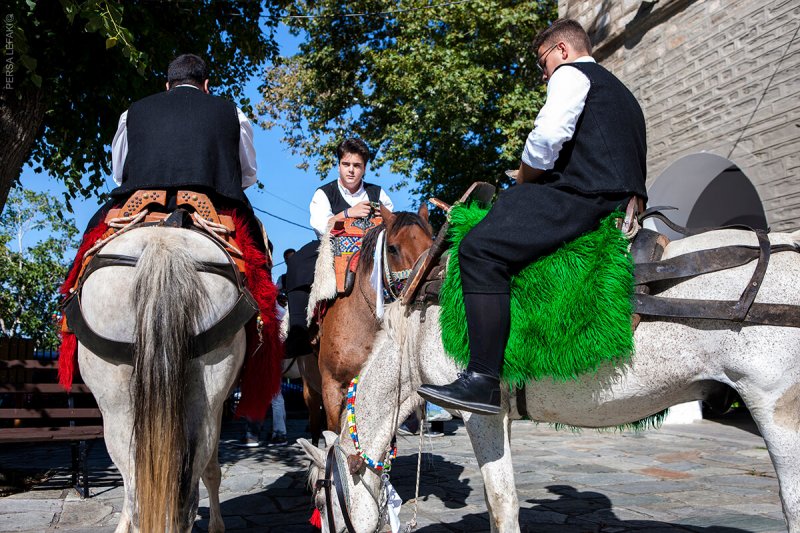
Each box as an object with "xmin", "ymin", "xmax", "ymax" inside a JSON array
[
  {"xmin": 309, "ymin": 188, "xmax": 334, "ymax": 237},
  {"xmin": 379, "ymin": 189, "xmax": 394, "ymax": 211},
  {"xmin": 111, "ymin": 111, "xmax": 128, "ymax": 186},
  {"xmin": 237, "ymin": 107, "xmax": 258, "ymax": 189},
  {"xmin": 521, "ymin": 64, "xmax": 591, "ymax": 170}
]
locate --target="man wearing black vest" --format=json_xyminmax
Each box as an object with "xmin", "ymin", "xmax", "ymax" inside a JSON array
[
  {"xmin": 418, "ymin": 19, "xmax": 648, "ymax": 415},
  {"xmin": 79, "ymin": 54, "xmax": 263, "ymax": 256},
  {"xmin": 284, "ymin": 138, "xmax": 393, "ymax": 356}
]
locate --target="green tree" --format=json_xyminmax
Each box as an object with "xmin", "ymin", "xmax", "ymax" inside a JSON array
[
  {"xmin": 0, "ymin": 188, "xmax": 78, "ymax": 349},
  {"xmin": 260, "ymin": 0, "xmax": 557, "ymax": 213},
  {"xmin": 0, "ymin": 0, "xmax": 281, "ymax": 214}
]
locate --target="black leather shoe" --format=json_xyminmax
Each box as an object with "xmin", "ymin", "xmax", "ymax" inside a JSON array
[{"xmin": 417, "ymin": 371, "xmax": 502, "ymax": 415}]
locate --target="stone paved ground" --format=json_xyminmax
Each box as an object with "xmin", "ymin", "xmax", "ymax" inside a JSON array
[{"xmin": 0, "ymin": 414, "xmax": 788, "ymax": 532}]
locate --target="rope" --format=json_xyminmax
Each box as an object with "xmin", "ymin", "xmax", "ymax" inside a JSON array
[
  {"xmin": 402, "ymin": 407, "xmax": 425, "ymax": 532},
  {"xmin": 191, "ymin": 213, "xmax": 244, "ymax": 256},
  {"xmin": 84, "ymin": 210, "xmax": 149, "ymax": 256}
]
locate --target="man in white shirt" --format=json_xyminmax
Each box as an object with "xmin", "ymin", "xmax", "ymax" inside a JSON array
[
  {"xmin": 284, "ymin": 138, "xmax": 393, "ymax": 356},
  {"xmin": 419, "ymin": 19, "xmax": 648, "ymax": 415}
]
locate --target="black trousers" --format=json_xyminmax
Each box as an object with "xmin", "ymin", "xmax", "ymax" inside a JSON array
[
  {"xmin": 459, "ymin": 183, "xmax": 629, "ymax": 294},
  {"xmin": 285, "ymin": 239, "xmax": 320, "ymax": 330}
]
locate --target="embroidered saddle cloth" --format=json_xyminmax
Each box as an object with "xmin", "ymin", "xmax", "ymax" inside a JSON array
[
  {"xmin": 439, "ymin": 202, "xmax": 635, "ymax": 387},
  {"xmin": 330, "ymin": 214, "xmax": 383, "ymax": 295}
]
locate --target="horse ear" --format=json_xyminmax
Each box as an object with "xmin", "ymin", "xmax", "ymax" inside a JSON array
[
  {"xmin": 298, "ymin": 438, "xmax": 326, "ymax": 468},
  {"xmin": 380, "ymin": 204, "xmax": 395, "ymax": 226},
  {"xmin": 347, "ymin": 454, "xmax": 366, "ymax": 475},
  {"xmin": 417, "ymin": 202, "xmax": 429, "ymax": 224}
]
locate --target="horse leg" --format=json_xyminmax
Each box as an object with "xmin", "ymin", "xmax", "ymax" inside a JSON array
[
  {"xmin": 741, "ymin": 384, "xmax": 800, "ymax": 532},
  {"xmin": 202, "ymin": 440, "xmax": 225, "ymax": 533},
  {"xmin": 304, "ymin": 380, "xmax": 324, "ymax": 447},
  {"xmin": 464, "ymin": 411, "xmax": 520, "ymax": 533},
  {"xmin": 321, "ymin": 373, "xmax": 346, "ymax": 434}
]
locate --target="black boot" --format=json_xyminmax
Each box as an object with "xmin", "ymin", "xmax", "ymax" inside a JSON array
[{"xmin": 417, "ymin": 371, "xmax": 501, "ymax": 415}]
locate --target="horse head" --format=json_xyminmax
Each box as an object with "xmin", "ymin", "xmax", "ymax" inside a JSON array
[
  {"xmin": 355, "ymin": 204, "xmax": 433, "ymax": 300},
  {"xmin": 300, "ymin": 431, "xmax": 385, "ymax": 533}
]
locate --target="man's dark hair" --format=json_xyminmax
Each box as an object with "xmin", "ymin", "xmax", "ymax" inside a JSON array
[
  {"xmin": 336, "ymin": 138, "xmax": 371, "ymax": 164},
  {"xmin": 533, "ymin": 19, "xmax": 592, "ymax": 56},
  {"xmin": 167, "ymin": 54, "xmax": 209, "ymax": 89},
  {"xmin": 283, "ymin": 248, "xmax": 296, "ymax": 261}
]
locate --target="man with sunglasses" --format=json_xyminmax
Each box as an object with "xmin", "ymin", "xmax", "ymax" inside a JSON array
[{"xmin": 418, "ymin": 19, "xmax": 648, "ymax": 415}]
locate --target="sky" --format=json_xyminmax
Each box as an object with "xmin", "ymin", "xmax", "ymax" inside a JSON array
[{"xmin": 18, "ymin": 23, "xmax": 417, "ymax": 278}]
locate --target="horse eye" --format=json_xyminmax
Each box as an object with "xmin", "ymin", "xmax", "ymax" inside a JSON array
[{"xmin": 387, "ymin": 244, "xmax": 399, "ymax": 255}]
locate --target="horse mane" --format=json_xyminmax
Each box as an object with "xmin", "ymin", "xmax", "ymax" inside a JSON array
[{"xmin": 357, "ymin": 212, "xmax": 432, "ymax": 277}]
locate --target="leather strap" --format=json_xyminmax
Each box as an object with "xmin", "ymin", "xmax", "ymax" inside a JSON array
[
  {"xmin": 402, "ymin": 182, "xmax": 496, "ymax": 305},
  {"xmin": 330, "ymin": 446, "xmax": 358, "ymax": 533},
  {"xmin": 63, "ymin": 288, "xmax": 258, "ymax": 364},
  {"xmin": 82, "ymin": 254, "xmax": 240, "ymax": 288},
  {"xmin": 115, "ymin": 189, "xmax": 167, "ymax": 219},
  {"xmin": 635, "ymin": 294, "xmax": 800, "ymax": 327},
  {"xmin": 176, "ymin": 190, "xmax": 221, "ymax": 224},
  {"xmin": 63, "ymin": 227, "xmax": 258, "ymax": 363},
  {"xmin": 634, "ymin": 243, "xmax": 795, "ymax": 285}
]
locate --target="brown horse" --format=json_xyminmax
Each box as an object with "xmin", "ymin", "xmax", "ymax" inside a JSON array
[{"xmin": 314, "ymin": 204, "xmax": 433, "ymax": 433}]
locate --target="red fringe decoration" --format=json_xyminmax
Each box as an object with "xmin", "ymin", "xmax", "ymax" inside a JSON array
[
  {"xmin": 58, "ymin": 220, "xmax": 110, "ymax": 390},
  {"xmin": 309, "ymin": 508, "xmax": 322, "ymax": 529},
  {"xmin": 224, "ymin": 209, "xmax": 283, "ymax": 421}
]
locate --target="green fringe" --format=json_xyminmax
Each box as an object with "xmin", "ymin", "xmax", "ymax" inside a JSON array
[
  {"xmin": 548, "ymin": 408, "xmax": 669, "ymax": 433},
  {"xmin": 439, "ymin": 202, "xmax": 636, "ymax": 388}
]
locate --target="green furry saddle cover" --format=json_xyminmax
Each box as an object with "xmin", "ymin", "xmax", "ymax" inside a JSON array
[{"xmin": 439, "ymin": 203, "xmax": 636, "ymax": 388}]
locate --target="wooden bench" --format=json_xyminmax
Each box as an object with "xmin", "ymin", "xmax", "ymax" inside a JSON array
[{"xmin": 0, "ymin": 350, "xmax": 103, "ymax": 498}]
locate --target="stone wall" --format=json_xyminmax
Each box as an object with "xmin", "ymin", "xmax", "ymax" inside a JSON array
[{"xmin": 559, "ymin": 0, "xmax": 800, "ymax": 231}]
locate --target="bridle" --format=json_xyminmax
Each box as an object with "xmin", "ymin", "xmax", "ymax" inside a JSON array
[
  {"xmin": 314, "ymin": 442, "xmax": 386, "ymax": 533},
  {"xmin": 381, "ymin": 228, "xmax": 414, "ymax": 301}
]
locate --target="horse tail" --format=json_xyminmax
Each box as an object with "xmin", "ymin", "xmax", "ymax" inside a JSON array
[{"xmin": 130, "ymin": 234, "xmax": 207, "ymax": 532}]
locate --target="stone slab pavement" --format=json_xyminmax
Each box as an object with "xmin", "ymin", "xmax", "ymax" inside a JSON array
[{"xmin": 0, "ymin": 415, "xmax": 788, "ymax": 532}]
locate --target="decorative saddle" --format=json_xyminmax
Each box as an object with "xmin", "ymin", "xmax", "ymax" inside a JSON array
[{"xmin": 330, "ymin": 205, "xmax": 383, "ymax": 296}]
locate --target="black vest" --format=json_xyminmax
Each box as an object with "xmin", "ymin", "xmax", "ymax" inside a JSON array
[
  {"xmin": 111, "ymin": 86, "xmax": 245, "ymax": 203},
  {"xmin": 318, "ymin": 180, "xmax": 382, "ymax": 214},
  {"xmin": 544, "ymin": 62, "xmax": 648, "ymax": 200}
]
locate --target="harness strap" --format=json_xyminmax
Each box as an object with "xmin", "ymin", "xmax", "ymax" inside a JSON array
[
  {"xmin": 81, "ymin": 254, "xmax": 241, "ymax": 287},
  {"xmin": 635, "ymin": 294, "xmax": 800, "ymax": 327},
  {"xmin": 331, "ymin": 446, "xmax": 358, "ymax": 533},
  {"xmin": 634, "ymin": 243, "xmax": 795, "ymax": 285},
  {"xmin": 63, "ymin": 226, "xmax": 258, "ymax": 363},
  {"xmin": 63, "ymin": 288, "xmax": 258, "ymax": 364}
]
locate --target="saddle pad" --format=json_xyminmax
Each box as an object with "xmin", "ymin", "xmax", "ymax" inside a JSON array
[
  {"xmin": 439, "ymin": 203, "xmax": 635, "ymax": 387},
  {"xmin": 332, "ymin": 216, "xmax": 382, "ymax": 295}
]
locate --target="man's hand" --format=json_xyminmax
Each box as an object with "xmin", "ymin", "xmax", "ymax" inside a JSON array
[{"xmin": 344, "ymin": 200, "xmax": 372, "ymax": 219}]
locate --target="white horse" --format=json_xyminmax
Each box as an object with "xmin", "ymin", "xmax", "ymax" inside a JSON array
[
  {"xmin": 75, "ymin": 226, "xmax": 252, "ymax": 532},
  {"xmin": 300, "ymin": 227, "xmax": 800, "ymax": 533}
]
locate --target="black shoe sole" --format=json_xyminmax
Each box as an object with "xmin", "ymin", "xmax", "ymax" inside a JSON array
[{"xmin": 417, "ymin": 388, "xmax": 501, "ymax": 416}]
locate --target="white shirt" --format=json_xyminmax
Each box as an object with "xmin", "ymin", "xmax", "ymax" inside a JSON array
[
  {"xmin": 110, "ymin": 84, "xmax": 258, "ymax": 188},
  {"xmin": 309, "ymin": 180, "xmax": 394, "ymax": 237},
  {"xmin": 521, "ymin": 56, "xmax": 595, "ymax": 170}
]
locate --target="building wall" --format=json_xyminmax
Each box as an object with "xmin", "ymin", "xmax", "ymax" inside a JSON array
[{"xmin": 559, "ymin": 0, "xmax": 800, "ymax": 231}]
